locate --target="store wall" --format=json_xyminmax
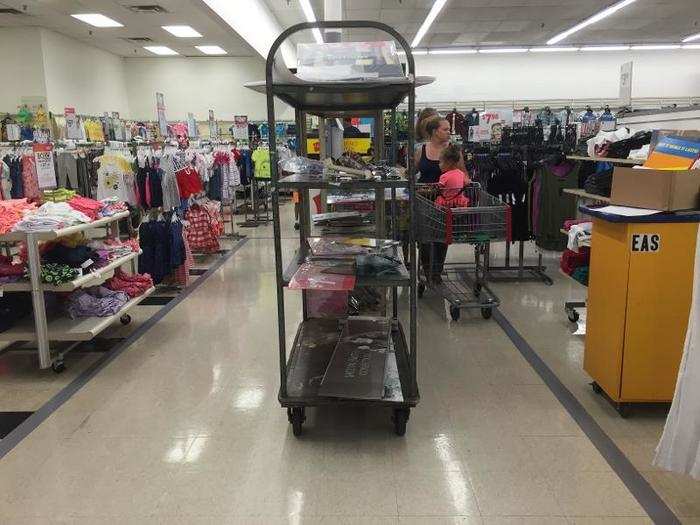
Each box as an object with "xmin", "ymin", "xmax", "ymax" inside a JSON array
[
  {"xmin": 40, "ymin": 30, "xmax": 130, "ymax": 117},
  {"xmin": 0, "ymin": 27, "xmax": 48, "ymax": 113},
  {"xmin": 123, "ymin": 57, "xmax": 292, "ymax": 122},
  {"xmin": 413, "ymin": 50, "xmax": 700, "ymax": 103}
]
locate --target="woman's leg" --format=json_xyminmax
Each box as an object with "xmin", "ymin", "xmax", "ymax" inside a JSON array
[
  {"xmin": 433, "ymin": 242, "xmax": 448, "ymax": 283},
  {"xmin": 419, "ymin": 242, "xmax": 433, "ymax": 282}
]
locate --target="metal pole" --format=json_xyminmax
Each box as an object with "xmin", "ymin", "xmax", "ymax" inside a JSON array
[
  {"xmin": 27, "ymin": 233, "xmax": 51, "ymax": 369},
  {"xmin": 390, "ymin": 108, "xmax": 398, "ymax": 321}
]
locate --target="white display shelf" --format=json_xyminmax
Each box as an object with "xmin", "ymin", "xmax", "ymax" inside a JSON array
[
  {"xmin": 2, "ymin": 251, "xmax": 140, "ymax": 292},
  {"xmin": 0, "ymin": 211, "xmax": 130, "ymax": 242},
  {"xmin": 0, "ymin": 286, "xmax": 155, "ymax": 342},
  {"xmin": 566, "ymin": 155, "xmax": 643, "ymax": 166}
]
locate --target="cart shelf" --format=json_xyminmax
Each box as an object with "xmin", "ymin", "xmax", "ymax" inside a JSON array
[
  {"xmin": 281, "ymin": 318, "xmax": 418, "ymax": 407},
  {"xmin": 282, "ymin": 246, "xmax": 410, "ymax": 288},
  {"xmin": 0, "ymin": 211, "xmax": 130, "ymax": 242},
  {"xmin": 562, "ymin": 188, "xmax": 611, "ymax": 203},
  {"xmin": 566, "ymin": 155, "xmax": 643, "ymax": 165},
  {"xmin": 278, "ymin": 173, "xmax": 409, "ymax": 190},
  {"xmin": 1, "ymin": 250, "xmax": 141, "ymax": 293},
  {"xmin": 0, "ymin": 286, "xmax": 155, "ymax": 342}
]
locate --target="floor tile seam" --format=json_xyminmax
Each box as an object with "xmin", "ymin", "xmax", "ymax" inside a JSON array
[
  {"xmin": 491, "ymin": 308, "xmax": 681, "ymax": 525},
  {"xmin": 0, "ymin": 239, "xmax": 249, "ymax": 462}
]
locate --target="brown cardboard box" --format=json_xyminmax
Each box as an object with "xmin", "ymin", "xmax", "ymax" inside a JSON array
[{"xmin": 610, "ymin": 167, "xmax": 700, "ymax": 211}]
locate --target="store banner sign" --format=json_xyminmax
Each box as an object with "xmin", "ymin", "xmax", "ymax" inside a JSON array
[
  {"xmin": 208, "ymin": 110, "xmax": 218, "ymax": 139},
  {"xmin": 619, "ymin": 61, "xmax": 633, "ymax": 106},
  {"xmin": 156, "ymin": 92, "xmax": 168, "ymax": 136},
  {"xmin": 64, "ymin": 107, "xmax": 81, "ymax": 140},
  {"xmin": 631, "ymin": 233, "xmax": 661, "ymax": 253},
  {"xmin": 33, "ymin": 143, "xmax": 57, "ymax": 189},
  {"xmin": 233, "ymin": 115, "xmax": 248, "ymax": 140}
]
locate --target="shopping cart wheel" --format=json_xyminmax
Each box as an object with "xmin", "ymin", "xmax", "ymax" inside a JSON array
[
  {"xmin": 617, "ymin": 403, "xmax": 632, "ymax": 419},
  {"xmin": 120, "ymin": 314, "xmax": 132, "ymax": 325},
  {"xmin": 51, "ymin": 360, "xmax": 66, "ymax": 374},
  {"xmin": 481, "ymin": 307, "xmax": 493, "ymax": 320},
  {"xmin": 392, "ymin": 408, "xmax": 409, "ymax": 436},
  {"xmin": 591, "ymin": 381, "xmax": 603, "ymax": 395},
  {"xmin": 449, "ymin": 306, "xmax": 461, "ymax": 321},
  {"xmin": 418, "ymin": 282, "xmax": 426, "ymax": 298},
  {"xmin": 290, "ymin": 407, "xmax": 305, "ymax": 437},
  {"xmin": 567, "ymin": 310, "xmax": 579, "ymax": 323}
]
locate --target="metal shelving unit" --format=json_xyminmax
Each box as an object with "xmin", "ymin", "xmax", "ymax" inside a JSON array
[
  {"xmin": 254, "ymin": 20, "xmax": 425, "ymax": 436},
  {"xmin": 0, "ymin": 212, "xmax": 143, "ymax": 372}
]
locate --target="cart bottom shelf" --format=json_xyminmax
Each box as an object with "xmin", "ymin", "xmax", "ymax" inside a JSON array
[{"xmin": 280, "ymin": 318, "xmax": 418, "ymax": 408}]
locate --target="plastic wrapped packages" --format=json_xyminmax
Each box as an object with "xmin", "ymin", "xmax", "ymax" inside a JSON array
[{"xmin": 279, "ymin": 156, "xmax": 325, "ymax": 175}]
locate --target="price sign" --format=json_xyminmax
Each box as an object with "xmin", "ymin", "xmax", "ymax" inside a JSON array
[{"xmin": 33, "ymin": 143, "xmax": 57, "ymax": 189}]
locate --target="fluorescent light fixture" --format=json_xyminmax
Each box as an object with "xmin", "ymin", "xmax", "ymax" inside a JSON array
[
  {"xmin": 398, "ymin": 49, "xmax": 428, "ymax": 55},
  {"xmin": 71, "ymin": 13, "xmax": 123, "ymax": 28},
  {"xmin": 580, "ymin": 45, "xmax": 630, "ymax": 51},
  {"xmin": 682, "ymin": 32, "xmax": 700, "ymax": 43},
  {"xmin": 529, "ymin": 46, "xmax": 579, "ymax": 52},
  {"xmin": 478, "ymin": 48, "xmax": 528, "ymax": 54},
  {"xmin": 411, "ymin": 0, "xmax": 448, "ymax": 47},
  {"xmin": 429, "ymin": 48, "xmax": 477, "ymax": 55},
  {"xmin": 547, "ymin": 0, "xmax": 638, "ymax": 45},
  {"xmin": 162, "ymin": 25, "xmax": 202, "ymax": 38},
  {"xmin": 196, "ymin": 45, "xmax": 227, "ymax": 55},
  {"xmin": 630, "ymin": 44, "xmax": 681, "ymax": 50},
  {"xmin": 144, "ymin": 45, "xmax": 179, "ymax": 56},
  {"xmin": 201, "ymin": 0, "xmax": 296, "ymax": 68},
  {"xmin": 682, "ymin": 44, "xmax": 700, "ymax": 49},
  {"xmin": 299, "ymin": 0, "xmax": 323, "ymax": 44}
]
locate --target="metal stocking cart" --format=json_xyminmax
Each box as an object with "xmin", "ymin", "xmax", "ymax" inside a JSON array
[
  {"xmin": 245, "ymin": 21, "xmax": 432, "ymax": 436},
  {"xmin": 416, "ymin": 184, "xmax": 509, "ymax": 321}
]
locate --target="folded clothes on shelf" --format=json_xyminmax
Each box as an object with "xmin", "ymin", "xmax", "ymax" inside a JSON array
[
  {"xmin": 99, "ymin": 198, "xmax": 128, "ymax": 217},
  {"xmin": 560, "ymin": 248, "xmax": 590, "ymax": 275},
  {"xmin": 0, "ymin": 198, "xmax": 37, "ymax": 234},
  {"xmin": 12, "ymin": 201, "xmax": 91, "ymax": 232},
  {"xmin": 43, "ymin": 188, "xmax": 77, "ymax": 203},
  {"xmin": 105, "ymin": 269, "xmax": 153, "ymax": 298},
  {"xmin": 32, "ymin": 263, "xmax": 80, "ymax": 285},
  {"xmin": 0, "ymin": 255, "xmax": 26, "ymax": 277},
  {"xmin": 88, "ymin": 238, "xmax": 138, "ymax": 262},
  {"xmin": 68, "ymin": 195, "xmax": 103, "ymax": 220},
  {"xmin": 43, "ymin": 244, "xmax": 98, "ymax": 271},
  {"xmin": 65, "ymin": 285, "xmax": 129, "ymax": 318}
]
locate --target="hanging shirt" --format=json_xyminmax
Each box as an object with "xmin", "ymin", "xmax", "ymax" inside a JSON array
[
  {"xmin": 176, "ymin": 165, "xmax": 203, "ymax": 199},
  {"xmin": 251, "ymin": 148, "xmax": 271, "ymax": 179}
]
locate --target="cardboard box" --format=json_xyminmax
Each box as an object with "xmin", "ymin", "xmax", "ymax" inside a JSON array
[{"xmin": 610, "ymin": 167, "xmax": 700, "ymax": 211}]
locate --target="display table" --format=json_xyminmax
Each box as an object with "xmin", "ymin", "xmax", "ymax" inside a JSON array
[{"xmin": 582, "ymin": 206, "xmax": 700, "ymax": 416}]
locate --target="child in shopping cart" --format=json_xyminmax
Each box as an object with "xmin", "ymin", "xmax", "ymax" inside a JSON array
[{"xmin": 436, "ymin": 144, "xmax": 471, "ymax": 209}]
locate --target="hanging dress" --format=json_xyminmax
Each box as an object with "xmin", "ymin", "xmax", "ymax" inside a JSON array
[{"xmin": 654, "ymin": 224, "xmax": 700, "ymax": 479}]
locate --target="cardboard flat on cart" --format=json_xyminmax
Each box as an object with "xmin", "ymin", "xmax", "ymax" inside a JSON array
[{"xmin": 610, "ymin": 167, "xmax": 700, "ymax": 211}]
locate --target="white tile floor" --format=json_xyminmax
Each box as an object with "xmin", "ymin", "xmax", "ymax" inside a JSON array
[{"xmin": 0, "ymin": 204, "xmax": 696, "ymax": 523}]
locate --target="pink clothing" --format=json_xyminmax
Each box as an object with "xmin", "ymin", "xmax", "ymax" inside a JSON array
[
  {"xmin": 436, "ymin": 169, "xmax": 470, "ymax": 208},
  {"xmin": 21, "ymin": 155, "xmax": 40, "ymax": 201}
]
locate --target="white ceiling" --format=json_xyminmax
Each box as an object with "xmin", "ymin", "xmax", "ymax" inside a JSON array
[{"xmin": 0, "ymin": 0, "xmax": 698, "ymax": 57}]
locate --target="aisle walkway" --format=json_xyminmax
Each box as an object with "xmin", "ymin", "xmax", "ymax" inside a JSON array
[{"xmin": 0, "ymin": 213, "xmax": 654, "ymax": 523}]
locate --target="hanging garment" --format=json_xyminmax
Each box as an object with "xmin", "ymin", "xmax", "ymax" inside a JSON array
[
  {"xmin": 534, "ymin": 162, "xmax": 579, "ymax": 251},
  {"xmin": 654, "ymin": 225, "xmax": 700, "ymax": 479},
  {"xmin": 21, "ymin": 154, "xmax": 41, "ymax": 201},
  {"xmin": 185, "ymin": 204, "xmax": 220, "ymax": 254}
]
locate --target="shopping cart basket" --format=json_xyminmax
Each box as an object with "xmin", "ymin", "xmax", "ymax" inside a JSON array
[{"xmin": 416, "ymin": 183, "xmax": 510, "ymax": 320}]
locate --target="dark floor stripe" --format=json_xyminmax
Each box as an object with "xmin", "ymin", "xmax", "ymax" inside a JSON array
[
  {"xmin": 139, "ymin": 295, "xmax": 175, "ymax": 306},
  {"xmin": 0, "ymin": 412, "xmax": 33, "ymax": 439},
  {"xmin": 189, "ymin": 268, "xmax": 207, "ymax": 276},
  {"xmin": 0, "ymin": 238, "xmax": 248, "ymax": 460},
  {"xmin": 492, "ymin": 309, "xmax": 680, "ymax": 524}
]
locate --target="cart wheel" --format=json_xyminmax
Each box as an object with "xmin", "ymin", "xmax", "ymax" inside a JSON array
[
  {"xmin": 120, "ymin": 314, "xmax": 132, "ymax": 325},
  {"xmin": 418, "ymin": 282, "xmax": 426, "ymax": 298},
  {"xmin": 392, "ymin": 408, "xmax": 409, "ymax": 436},
  {"xmin": 449, "ymin": 306, "xmax": 461, "ymax": 321},
  {"xmin": 294, "ymin": 222, "xmax": 300, "ymax": 231},
  {"xmin": 617, "ymin": 403, "xmax": 632, "ymax": 419},
  {"xmin": 481, "ymin": 307, "xmax": 493, "ymax": 320},
  {"xmin": 51, "ymin": 360, "xmax": 66, "ymax": 374},
  {"xmin": 567, "ymin": 310, "xmax": 579, "ymax": 323},
  {"xmin": 591, "ymin": 381, "xmax": 603, "ymax": 395},
  {"xmin": 290, "ymin": 407, "xmax": 305, "ymax": 437}
]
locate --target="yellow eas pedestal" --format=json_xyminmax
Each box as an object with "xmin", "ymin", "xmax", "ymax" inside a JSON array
[{"xmin": 584, "ymin": 212, "xmax": 698, "ymax": 405}]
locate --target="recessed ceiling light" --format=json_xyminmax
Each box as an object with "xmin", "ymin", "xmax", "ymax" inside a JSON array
[
  {"xmin": 529, "ymin": 46, "xmax": 580, "ymax": 52},
  {"xmin": 144, "ymin": 45, "xmax": 179, "ymax": 55},
  {"xmin": 196, "ymin": 45, "xmax": 227, "ymax": 55},
  {"xmin": 478, "ymin": 48, "xmax": 528, "ymax": 54},
  {"xmin": 547, "ymin": 0, "xmax": 638, "ymax": 45},
  {"xmin": 429, "ymin": 48, "xmax": 477, "ymax": 54},
  {"xmin": 682, "ymin": 32, "xmax": 700, "ymax": 43},
  {"xmin": 630, "ymin": 44, "xmax": 681, "ymax": 50},
  {"xmin": 682, "ymin": 44, "xmax": 700, "ymax": 49},
  {"xmin": 71, "ymin": 13, "xmax": 123, "ymax": 28},
  {"xmin": 299, "ymin": 0, "xmax": 323, "ymax": 44},
  {"xmin": 162, "ymin": 25, "xmax": 202, "ymax": 38},
  {"xmin": 580, "ymin": 45, "xmax": 630, "ymax": 51},
  {"xmin": 412, "ymin": 0, "xmax": 448, "ymax": 48}
]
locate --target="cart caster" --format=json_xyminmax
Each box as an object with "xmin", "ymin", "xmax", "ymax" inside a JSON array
[
  {"xmin": 481, "ymin": 307, "xmax": 493, "ymax": 320},
  {"xmin": 294, "ymin": 222, "xmax": 300, "ymax": 230},
  {"xmin": 289, "ymin": 407, "xmax": 305, "ymax": 437},
  {"xmin": 591, "ymin": 381, "xmax": 603, "ymax": 395},
  {"xmin": 617, "ymin": 403, "xmax": 632, "ymax": 419},
  {"xmin": 449, "ymin": 305, "xmax": 460, "ymax": 321},
  {"xmin": 119, "ymin": 314, "xmax": 132, "ymax": 325},
  {"xmin": 567, "ymin": 310, "xmax": 579, "ymax": 323},
  {"xmin": 51, "ymin": 360, "xmax": 66, "ymax": 374},
  {"xmin": 392, "ymin": 408, "xmax": 409, "ymax": 436},
  {"xmin": 418, "ymin": 282, "xmax": 425, "ymax": 298}
]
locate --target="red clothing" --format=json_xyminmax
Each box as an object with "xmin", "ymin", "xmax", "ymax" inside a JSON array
[
  {"xmin": 175, "ymin": 166, "xmax": 203, "ymax": 199},
  {"xmin": 436, "ymin": 168, "xmax": 470, "ymax": 208}
]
